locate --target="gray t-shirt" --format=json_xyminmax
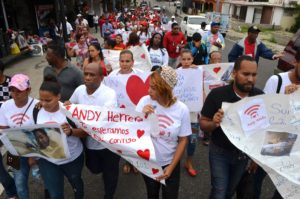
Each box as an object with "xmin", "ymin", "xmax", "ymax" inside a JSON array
[{"xmin": 44, "ymin": 62, "xmax": 83, "ymax": 102}]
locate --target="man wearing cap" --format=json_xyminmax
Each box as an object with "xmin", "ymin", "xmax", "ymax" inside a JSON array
[
  {"xmin": 0, "ymin": 74, "xmax": 38, "ymax": 199},
  {"xmin": 163, "ymin": 22, "xmax": 186, "ymax": 68},
  {"xmin": 202, "ymin": 22, "xmax": 225, "ymax": 55},
  {"xmin": 228, "ymin": 25, "xmax": 283, "ymax": 63},
  {"xmin": 166, "ymin": 15, "xmax": 177, "ymax": 32},
  {"xmin": 75, "ymin": 14, "xmax": 88, "ymax": 27}
]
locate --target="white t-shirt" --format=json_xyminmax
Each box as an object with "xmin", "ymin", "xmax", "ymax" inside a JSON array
[
  {"xmin": 108, "ymin": 68, "xmax": 143, "ymax": 77},
  {"xmin": 138, "ymin": 31, "xmax": 150, "ymax": 44},
  {"xmin": 37, "ymin": 108, "xmax": 83, "ymax": 165},
  {"xmin": 148, "ymin": 48, "xmax": 169, "ymax": 67},
  {"xmin": 136, "ymin": 95, "xmax": 192, "ymax": 166},
  {"xmin": 0, "ymin": 97, "xmax": 38, "ymax": 127},
  {"xmin": 93, "ymin": 15, "xmax": 99, "ymax": 24},
  {"xmin": 263, "ymin": 72, "xmax": 291, "ymax": 94},
  {"xmin": 60, "ymin": 22, "xmax": 73, "ymax": 35},
  {"xmin": 70, "ymin": 84, "xmax": 117, "ymax": 150}
]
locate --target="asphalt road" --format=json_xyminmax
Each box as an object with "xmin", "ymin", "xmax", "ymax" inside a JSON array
[
  {"xmin": 0, "ymin": 39, "xmax": 278, "ymax": 199},
  {"xmin": 0, "ymin": 1, "xmax": 280, "ymax": 198}
]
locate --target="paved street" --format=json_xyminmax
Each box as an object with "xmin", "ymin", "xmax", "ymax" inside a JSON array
[{"xmin": 0, "ymin": 0, "xmax": 282, "ymax": 198}]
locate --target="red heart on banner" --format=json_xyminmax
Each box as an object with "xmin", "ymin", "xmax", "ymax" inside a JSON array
[
  {"xmin": 117, "ymin": 150, "xmax": 122, "ymax": 154},
  {"xmin": 152, "ymin": 168, "xmax": 159, "ymax": 174},
  {"xmin": 65, "ymin": 105, "xmax": 71, "ymax": 111},
  {"xmin": 126, "ymin": 75, "xmax": 150, "ymax": 105},
  {"xmin": 213, "ymin": 67, "xmax": 221, "ymax": 74},
  {"xmin": 137, "ymin": 129, "xmax": 145, "ymax": 138},
  {"xmin": 141, "ymin": 53, "xmax": 146, "ymax": 59},
  {"xmin": 120, "ymin": 104, "xmax": 126, "ymax": 108},
  {"xmin": 137, "ymin": 149, "xmax": 150, "ymax": 160}
]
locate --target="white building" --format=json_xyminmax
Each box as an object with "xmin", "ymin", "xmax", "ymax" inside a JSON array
[{"xmin": 222, "ymin": 0, "xmax": 300, "ymax": 30}]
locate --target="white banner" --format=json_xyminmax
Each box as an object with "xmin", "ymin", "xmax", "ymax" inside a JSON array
[
  {"xmin": 104, "ymin": 72, "xmax": 151, "ymax": 108},
  {"xmin": 61, "ymin": 104, "xmax": 165, "ymax": 184},
  {"xmin": 221, "ymin": 91, "xmax": 300, "ymax": 198},
  {"xmin": 173, "ymin": 68, "xmax": 203, "ymax": 112},
  {"xmin": 102, "ymin": 44, "xmax": 152, "ymax": 72},
  {"xmin": 202, "ymin": 63, "xmax": 234, "ymax": 96},
  {"xmin": 0, "ymin": 124, "xmax": 70, "ymax": 163}
]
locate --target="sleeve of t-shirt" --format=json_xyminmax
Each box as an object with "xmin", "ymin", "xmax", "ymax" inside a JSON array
[
  {"xmin": 263, "ymin": 75, "xmax": 279, "ymax": 94},
  {"xmin": 136, "ymin": 96, "xmax": 148, "ymax": 113},
  {"xmin": 0, "ymin": 103, "xmax": 8, "ymax": 126},
  {"xmin": 162, "ymin": 49, "xmax": 169, "ymax": 66},
  {"xmin": 201, "ymin": 90, "xmax": 219, "ymax": 119},
  {"xmin": 178, "ymin": 105, "xmax": 192, "ymax": 137},
  {"xmin": 69, "ymin": 88, "xmax": 79, "ymax": 104}
]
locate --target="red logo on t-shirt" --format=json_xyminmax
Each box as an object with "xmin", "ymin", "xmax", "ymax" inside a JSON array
[
  {"xmin": 11, "ymin": 113, "xmax": 30, "ymax": 125},
  {"xmin": 157, "ymin": 114, "xmax": 174, "ymax": 129}
]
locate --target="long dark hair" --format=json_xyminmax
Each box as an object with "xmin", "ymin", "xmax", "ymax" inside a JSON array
[
  {"xmin": 88, "ymin": 42, "xmax": 104, "ymax": 63},
  {"xmin": 127, "ymin": 32, "xmax": 140, "ymax": 46},
  {"xmin": 148, "ymin": 33, "xmax": 164, "ymax": 49}
]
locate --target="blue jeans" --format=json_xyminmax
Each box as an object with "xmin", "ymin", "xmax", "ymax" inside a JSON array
[
  {"xmin": 38, "ymin": 153, "xmax": 84, "ymax": 199},
  {"xmin": 13, "ymin": 157, "xmax": 30, "ymax": 199},
  {"xmin": 209, "ymin": 143, "xmax": 248, "ymax": 199},
  {"xmin": 187, "ymin": 123, "xmax": 199, "ymax": 156},
  {"xmin": 0, "ymin": 153, "xmax": 17, "ymax": 198}
]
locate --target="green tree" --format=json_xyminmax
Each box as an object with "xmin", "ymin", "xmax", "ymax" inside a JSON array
[{"xmin": 291, "ymin": 5, "xmax": 300, "ymax": 33}]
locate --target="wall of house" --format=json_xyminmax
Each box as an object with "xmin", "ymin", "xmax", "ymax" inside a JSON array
[
  {"xmin": 271, "ymin": 7, "xmax": 283, "ymax": 26},
  {"xmin": 245, "ymin": 6, "xmax": 255, "ymax": 23}
]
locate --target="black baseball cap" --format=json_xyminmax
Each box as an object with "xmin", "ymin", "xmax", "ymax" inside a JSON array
[{"xmin": 248, "ymin": 26, "xmax": 261, "ymax": 33}]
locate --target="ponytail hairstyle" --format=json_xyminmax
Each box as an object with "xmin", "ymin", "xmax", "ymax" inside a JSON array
[{"xmin": 39, "ymin": 75, "xmax": 61, "ymax": 96}]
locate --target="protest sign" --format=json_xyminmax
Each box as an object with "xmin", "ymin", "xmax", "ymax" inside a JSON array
[
  {"xmin": 0, "ymin": 124, "xmax": 70, "ymax": 163},
  {"xmin": 61, "ymin": 104, "xmax": 165, "ymax": 183},
  {"xmin": 104, "ymin": 72, "xmax": 151, "ymax": 108},
  {"xmin": 102, "ymin": 44, "xmax": 152, "ymax": 71},
  {"xmin": 173, "ymin": 68, "xmax": 203, "ymax": 112},
  {"xmin": 201, "ymin": 63, "xmax": 234, "ymax": 96},
  {"xmin": 221, "ymin": 91, "xmax": 300, "ymax": 198}
]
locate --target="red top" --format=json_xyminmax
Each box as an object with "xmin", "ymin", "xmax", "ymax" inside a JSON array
[
  {"xmin": 163, "ymin": 31, "xmax": 186, "ymax": 58},
  {"xmin": 113, "ymin": 43, "xmax": 126, "ymax": 50},
  {"xmin": 244, "ymin": 37, "xmax": 255, "ymax": 58}
]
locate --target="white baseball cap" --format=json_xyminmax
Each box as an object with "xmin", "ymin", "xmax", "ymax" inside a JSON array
[{"xmin": 171, "ymin": 16, "xmax": 175, "ymax": 18}]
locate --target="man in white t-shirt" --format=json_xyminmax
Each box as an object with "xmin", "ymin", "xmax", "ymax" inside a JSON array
[
  {"xmin": 67, "ymin": 62, "xmax": 119, "ymax": 199},
  {"xmin": 251, "ymin": 48, "xmax": 300, "ymax": 199},
  {"xmin": 264, "ymin": 49, "xmax": 300, "ymax": 94},
  {"xmin": 93, "ymin": 14, "xmax": 99, "ymax": 33}
]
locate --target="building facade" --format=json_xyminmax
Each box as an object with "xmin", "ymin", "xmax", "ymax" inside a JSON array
[{"xmin": 222, "ymin": 0, "xmax": 300, "ymax": 30}]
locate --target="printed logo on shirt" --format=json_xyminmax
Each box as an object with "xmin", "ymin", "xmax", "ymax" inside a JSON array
[
  {"xmin": 10, "ymin": 113, "xmax": 30, "ymax": 125},
  {"xmin": 157, "ymin": 114, "xmax": 174, "ymax": 137}
]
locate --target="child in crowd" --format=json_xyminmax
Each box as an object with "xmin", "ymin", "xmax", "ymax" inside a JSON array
[{"xmin": 177, "ymin": 49, "xmax": 200, "ymax": 177}]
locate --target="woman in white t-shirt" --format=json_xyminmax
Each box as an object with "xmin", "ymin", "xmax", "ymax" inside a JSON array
[
  {"xmin": 147, "ymin": 33, "xmax": 169, "ymax": 67},
  {"xmin": 136, "ymin": 66, "xmax": 191, "ymax": 199},
  {"xmin": 0, "ymin": 74, "xmax": 38, "ymax": 199},
  {"xmin": 36, "ymin": 75, "xmax": 84, "ymax": 199}
]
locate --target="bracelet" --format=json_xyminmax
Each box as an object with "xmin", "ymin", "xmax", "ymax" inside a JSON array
[{"xmin": 69, "ymin": 129, "xmax": 73, "ymax": 136}]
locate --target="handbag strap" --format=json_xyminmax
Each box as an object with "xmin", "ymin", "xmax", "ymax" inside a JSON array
[{"xmin": 20, "ymin": 98, "xmax": 34, "ymax": 126}]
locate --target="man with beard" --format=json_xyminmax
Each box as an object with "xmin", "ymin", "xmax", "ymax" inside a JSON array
[
  {"xmin": 200, "ymin": 55, "xmax": 264, "ymax": 199},
  {"xmin": 44, "ymin": 42, "xmax": 83, "ymax": 102}
]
